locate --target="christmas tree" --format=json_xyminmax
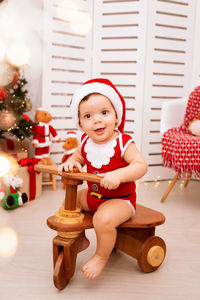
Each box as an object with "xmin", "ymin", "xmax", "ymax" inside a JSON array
[{"xmin": 0, "ymin": 61, "xmax": 36, "ymax": 141}]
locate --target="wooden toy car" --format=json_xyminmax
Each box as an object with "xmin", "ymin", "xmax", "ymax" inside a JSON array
[{"xmin": 35, "ymin": 165, "xmax": 166, "ymax": 290}]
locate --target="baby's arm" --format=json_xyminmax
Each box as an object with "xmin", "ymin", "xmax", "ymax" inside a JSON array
[
  {"xmin": 98, "ymin": 143, "xmax": 148, "ymax": 190},
  {"xmin": 57, "ymin": 146, "xmax": 84, "ymax": 174}
]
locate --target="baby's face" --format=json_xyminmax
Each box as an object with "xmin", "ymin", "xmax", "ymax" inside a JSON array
[{"xmin": 79, "ymin": 94, "xmax": 118, "ymax": 144}]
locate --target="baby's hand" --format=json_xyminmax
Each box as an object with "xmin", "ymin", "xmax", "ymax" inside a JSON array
[
  {"xmin": 57, "ymin": 161, "xmax": 83, "ymax": 175},
  {"xmin": 98, "ymin": 172, "xmax": 121, "ymax": 190}
]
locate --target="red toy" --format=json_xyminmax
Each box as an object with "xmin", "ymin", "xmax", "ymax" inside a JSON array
[{"xmin": 32, "ymin": 108, "xmax": 61, "ymax": 165}]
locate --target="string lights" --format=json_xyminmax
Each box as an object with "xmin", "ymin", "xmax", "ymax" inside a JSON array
[{"xmin": 136, "ymin": 175, "xmax": 186, "ymax": 190}]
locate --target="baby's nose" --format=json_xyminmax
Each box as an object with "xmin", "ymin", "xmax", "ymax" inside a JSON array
[{"xmin": 93, "ymin": 114, "xmax": 102, "ymax": 122}]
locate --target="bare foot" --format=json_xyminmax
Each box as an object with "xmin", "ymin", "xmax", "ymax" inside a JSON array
[
  {"xmin": 78, "ymin": 236, "xmax": 90, "ymax": 253},
  {"xmin": 81, "ymin": 254, "xmax": 108, "ymax": 279}
]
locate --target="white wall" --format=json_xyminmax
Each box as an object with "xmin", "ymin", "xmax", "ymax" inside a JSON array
[
  {"xmin": 23, "ymin": 0, "xmax": 44, "ymax": 119},
  {"xmin": 0, "ymin": 0, "xmax": 43, "ymax": 119}
]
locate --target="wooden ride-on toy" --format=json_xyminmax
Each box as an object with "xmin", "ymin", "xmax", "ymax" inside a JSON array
[{"xmin": 34, "ymin": 164, "xmax": 166, "ymax": 290}]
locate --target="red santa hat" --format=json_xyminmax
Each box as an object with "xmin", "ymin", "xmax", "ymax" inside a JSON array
[
  {"xmin": 70, "ymin": 78, "xmax": 126, "ymax": 132},
  {"xmin": 65, "ymin": 131, "xmax": 77, "ymax": 138}
]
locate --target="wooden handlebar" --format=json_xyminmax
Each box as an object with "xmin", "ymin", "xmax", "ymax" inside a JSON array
[{"xmin": 34, "ymin": 164, "xmax": 101, "ymax": 184}]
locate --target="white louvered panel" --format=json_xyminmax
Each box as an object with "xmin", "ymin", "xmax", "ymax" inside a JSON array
[
  {"xmin": 42, "ymin": 0, "xmax": 93, "ymax": 164},
  {"xmin": 142, "ymin": 0, "xmax": 196, "ymax": 180},
  {"xmin": 191, "ymin": 0, "xmax": 200, "ymax": 89},
  {"xmin": 92, "ymin": 0, "xmax": 148, "ymax": 146},
  {"xmin": 101, "ymin": 0, "xmax": 140, "ymax": 12}
]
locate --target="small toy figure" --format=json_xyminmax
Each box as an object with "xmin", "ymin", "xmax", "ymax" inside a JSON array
[
  {"xmin": 58, "ymin": 78, "xmax": 148, "ymax": 279},
  {"xmin": 0, "ymin": 174, "xmax": 28, "ymax": 210},
  {"xmin": 188, "ymin": 112, "xmax": 200, "ymax": 137},
  {"xmin": 62, "ymin": 131, "xmax": 78, "ymax": 163},
  {"xmin": 32, "ymin": 108, "xmax": 61, "ymax": 165}
]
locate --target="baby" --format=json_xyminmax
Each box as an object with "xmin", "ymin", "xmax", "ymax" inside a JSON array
[{"xmin": 58, "ymin": 78, "xmax": 148, "ymax": 279}]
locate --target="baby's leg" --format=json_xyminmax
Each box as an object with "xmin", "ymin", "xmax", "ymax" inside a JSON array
[
  {"xmin": 81, "ymin": 199, "xmax": 133, "ymax": 279},
  {"xmin": 76, "ymin": 188, "xmax": 90, "ymax": 211}
]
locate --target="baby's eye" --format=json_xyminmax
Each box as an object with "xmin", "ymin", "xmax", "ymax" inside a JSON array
[
  {"xmin": 102, "ymin": 110, "xmax": 108, "ymax": 115},
  {"xmin": 84, "ymin": 114, "xmax": 91, "ymax": 119}
]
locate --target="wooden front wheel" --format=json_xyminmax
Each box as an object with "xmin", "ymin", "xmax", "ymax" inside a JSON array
[
  {"xmin": 137, "ymin": 236, "xmax": 166, "ymax": 272},
  {"xmin": 53, "ymin": 250, "xmax": 69, "ymax": 290}
]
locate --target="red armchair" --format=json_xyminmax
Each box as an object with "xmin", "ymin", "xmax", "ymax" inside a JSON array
[{"xmin": 161, "ymin": 86, "xmax": 200, "ymax": 202}]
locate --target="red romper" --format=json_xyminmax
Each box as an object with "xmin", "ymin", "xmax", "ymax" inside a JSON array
[{"xmin": 81, "ymin": 132, "xmax": 136, "ymax": 213}]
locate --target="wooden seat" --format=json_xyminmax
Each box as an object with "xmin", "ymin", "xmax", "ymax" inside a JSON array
[
  {"xmin": 35, "ymin": 164, "xmax": 166, "ymax": 290},
  {"xmin": 47, "ymin": 204, "xmax": 165, "ymax": 232}
]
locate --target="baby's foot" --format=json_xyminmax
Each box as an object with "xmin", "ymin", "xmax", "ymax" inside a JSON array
[
  {"xmin": 81, "ymin": 254, "xmax": 108, "ymax": 279},
  {"xmin": 78, "ymin": 236, "xmax": 90, "ymax": 253}
]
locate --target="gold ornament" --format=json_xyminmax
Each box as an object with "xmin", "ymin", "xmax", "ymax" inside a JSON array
[
  {"xmin": 0, "ymin": 110, "xmax": 16, "ymax": 130},
  {"xmin": 24, "ymin": 97, "xmax": 32, "ymax": 112}
]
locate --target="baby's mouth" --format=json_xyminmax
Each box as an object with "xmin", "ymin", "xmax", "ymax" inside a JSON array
[{"xmin": 94, "ymin": 127, "xmax": 105, "ymax": 135}]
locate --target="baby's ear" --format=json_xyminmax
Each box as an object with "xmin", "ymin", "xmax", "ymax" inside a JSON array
[{"xmin": 79, "ymin": 120, "xmax": 83, "ymax": 129}]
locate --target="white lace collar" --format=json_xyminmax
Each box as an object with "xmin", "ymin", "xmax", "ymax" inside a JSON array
[{"xmin": 85, "ymin": 134, "xmax": 119, "ymax": 169}]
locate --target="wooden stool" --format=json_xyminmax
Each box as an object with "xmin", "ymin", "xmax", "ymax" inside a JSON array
[
  {"xmin": 35, "ymin": 165, "xmax": 166, "ymax": 290},
  {"xmin": 42, "ymin": 173, "xmax": 56, "ymax": 191}
]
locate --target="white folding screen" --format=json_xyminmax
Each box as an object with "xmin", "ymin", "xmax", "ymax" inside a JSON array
[
  {"xmin": 42, "ymin": 0, "xmax": 198, "ymax": 180},
  {"xmin": 42, "ymin": 0, "xmax": 93, "ymax": 163},
  {"xmin": 92, "ymin": 0, "xmax": 147, "ymax": 149},
  {"xmin": 141, "ymin": 0, "xmax": 197, "ymax": 180},
  {"xmin": 191, "ymin": 0, "xmax": 200, "ymax": 90}
]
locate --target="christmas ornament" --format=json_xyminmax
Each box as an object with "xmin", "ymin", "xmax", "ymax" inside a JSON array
[
  {"xmin": 0, "ymin": 110, "xmax": 16, "ymax": 130},
  {"xmin": 0, "ymin": 88, "xmax": 7, "ymax": 101},
  {"xmin": 23, "ymin": 97, "xmax": 32, "ymax": 112}
]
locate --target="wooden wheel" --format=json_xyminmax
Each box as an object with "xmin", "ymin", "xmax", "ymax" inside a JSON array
[
  {"xmin": 53, "ymin": 250, "xmax": 69, "ymax": 290},
  {"xmin": 137, "ymin": 236, "xmax": 166, "ymax": 272}
]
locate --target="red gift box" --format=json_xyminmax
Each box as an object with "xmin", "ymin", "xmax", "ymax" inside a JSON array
[{"xmin": 18, "ymin": 158, "xmax": 42, "ymax": 201}]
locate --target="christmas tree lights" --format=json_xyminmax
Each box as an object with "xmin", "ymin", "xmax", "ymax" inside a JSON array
[{"xmin": 0, "ymin": 62, "xmax": 36, "ymax": 140}]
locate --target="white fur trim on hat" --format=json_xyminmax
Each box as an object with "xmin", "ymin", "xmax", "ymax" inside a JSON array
[
  {"xmin": 36, "ymin": 107, "xmax": 49, "ymax": 112},
  {"xmin": 71, "ymin": 82, "xmax": 123, "ymax": 130},
  {"xmin": 65, "ymin": 131, "xmax": 77, "ymax": 138}
]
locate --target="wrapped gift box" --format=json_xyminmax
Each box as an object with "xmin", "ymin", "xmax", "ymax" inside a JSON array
[
  {"xmin": 18, "ymin": 159, "xmax": 42, "ymax": 201},
  {"xmin": 8, "ymin": 151, "xmax": 28, "ymax": 161},
  {"xmin": 0, "ymin": 138, "xmax": 29, "ymax": 160},
  {"xmin": 0, "ymin": 138, "xmax": 29, "ymax": 152}
]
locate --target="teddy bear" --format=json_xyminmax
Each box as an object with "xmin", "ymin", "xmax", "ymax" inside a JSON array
[
  {"xmin": 188, "ymin": 112, "xmax": 200, "ymax": 137},
  {"xmin": 61, "ymin": 131, "xmax": 78, "ymax": 189},
  {"xmin": 62, "ymin": 131, "xmax": 78, "ymax": 163},
  {"xmin": 32, "ymin": 107, "xmax": 61, "ymax": 165}
]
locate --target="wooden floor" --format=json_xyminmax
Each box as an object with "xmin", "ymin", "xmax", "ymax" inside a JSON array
[{"xmin": 0, "ymin": 179, "xmax": 199, "ymax": 300}]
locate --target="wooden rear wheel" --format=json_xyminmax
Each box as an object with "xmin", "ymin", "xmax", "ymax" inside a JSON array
[
  {"xmin": 137, "ymin": 236, "xmax": 166, "ymax": 272},
  {"xmin": 53, "ymin": 250, "xmax": 69, "ymax": 290}
]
